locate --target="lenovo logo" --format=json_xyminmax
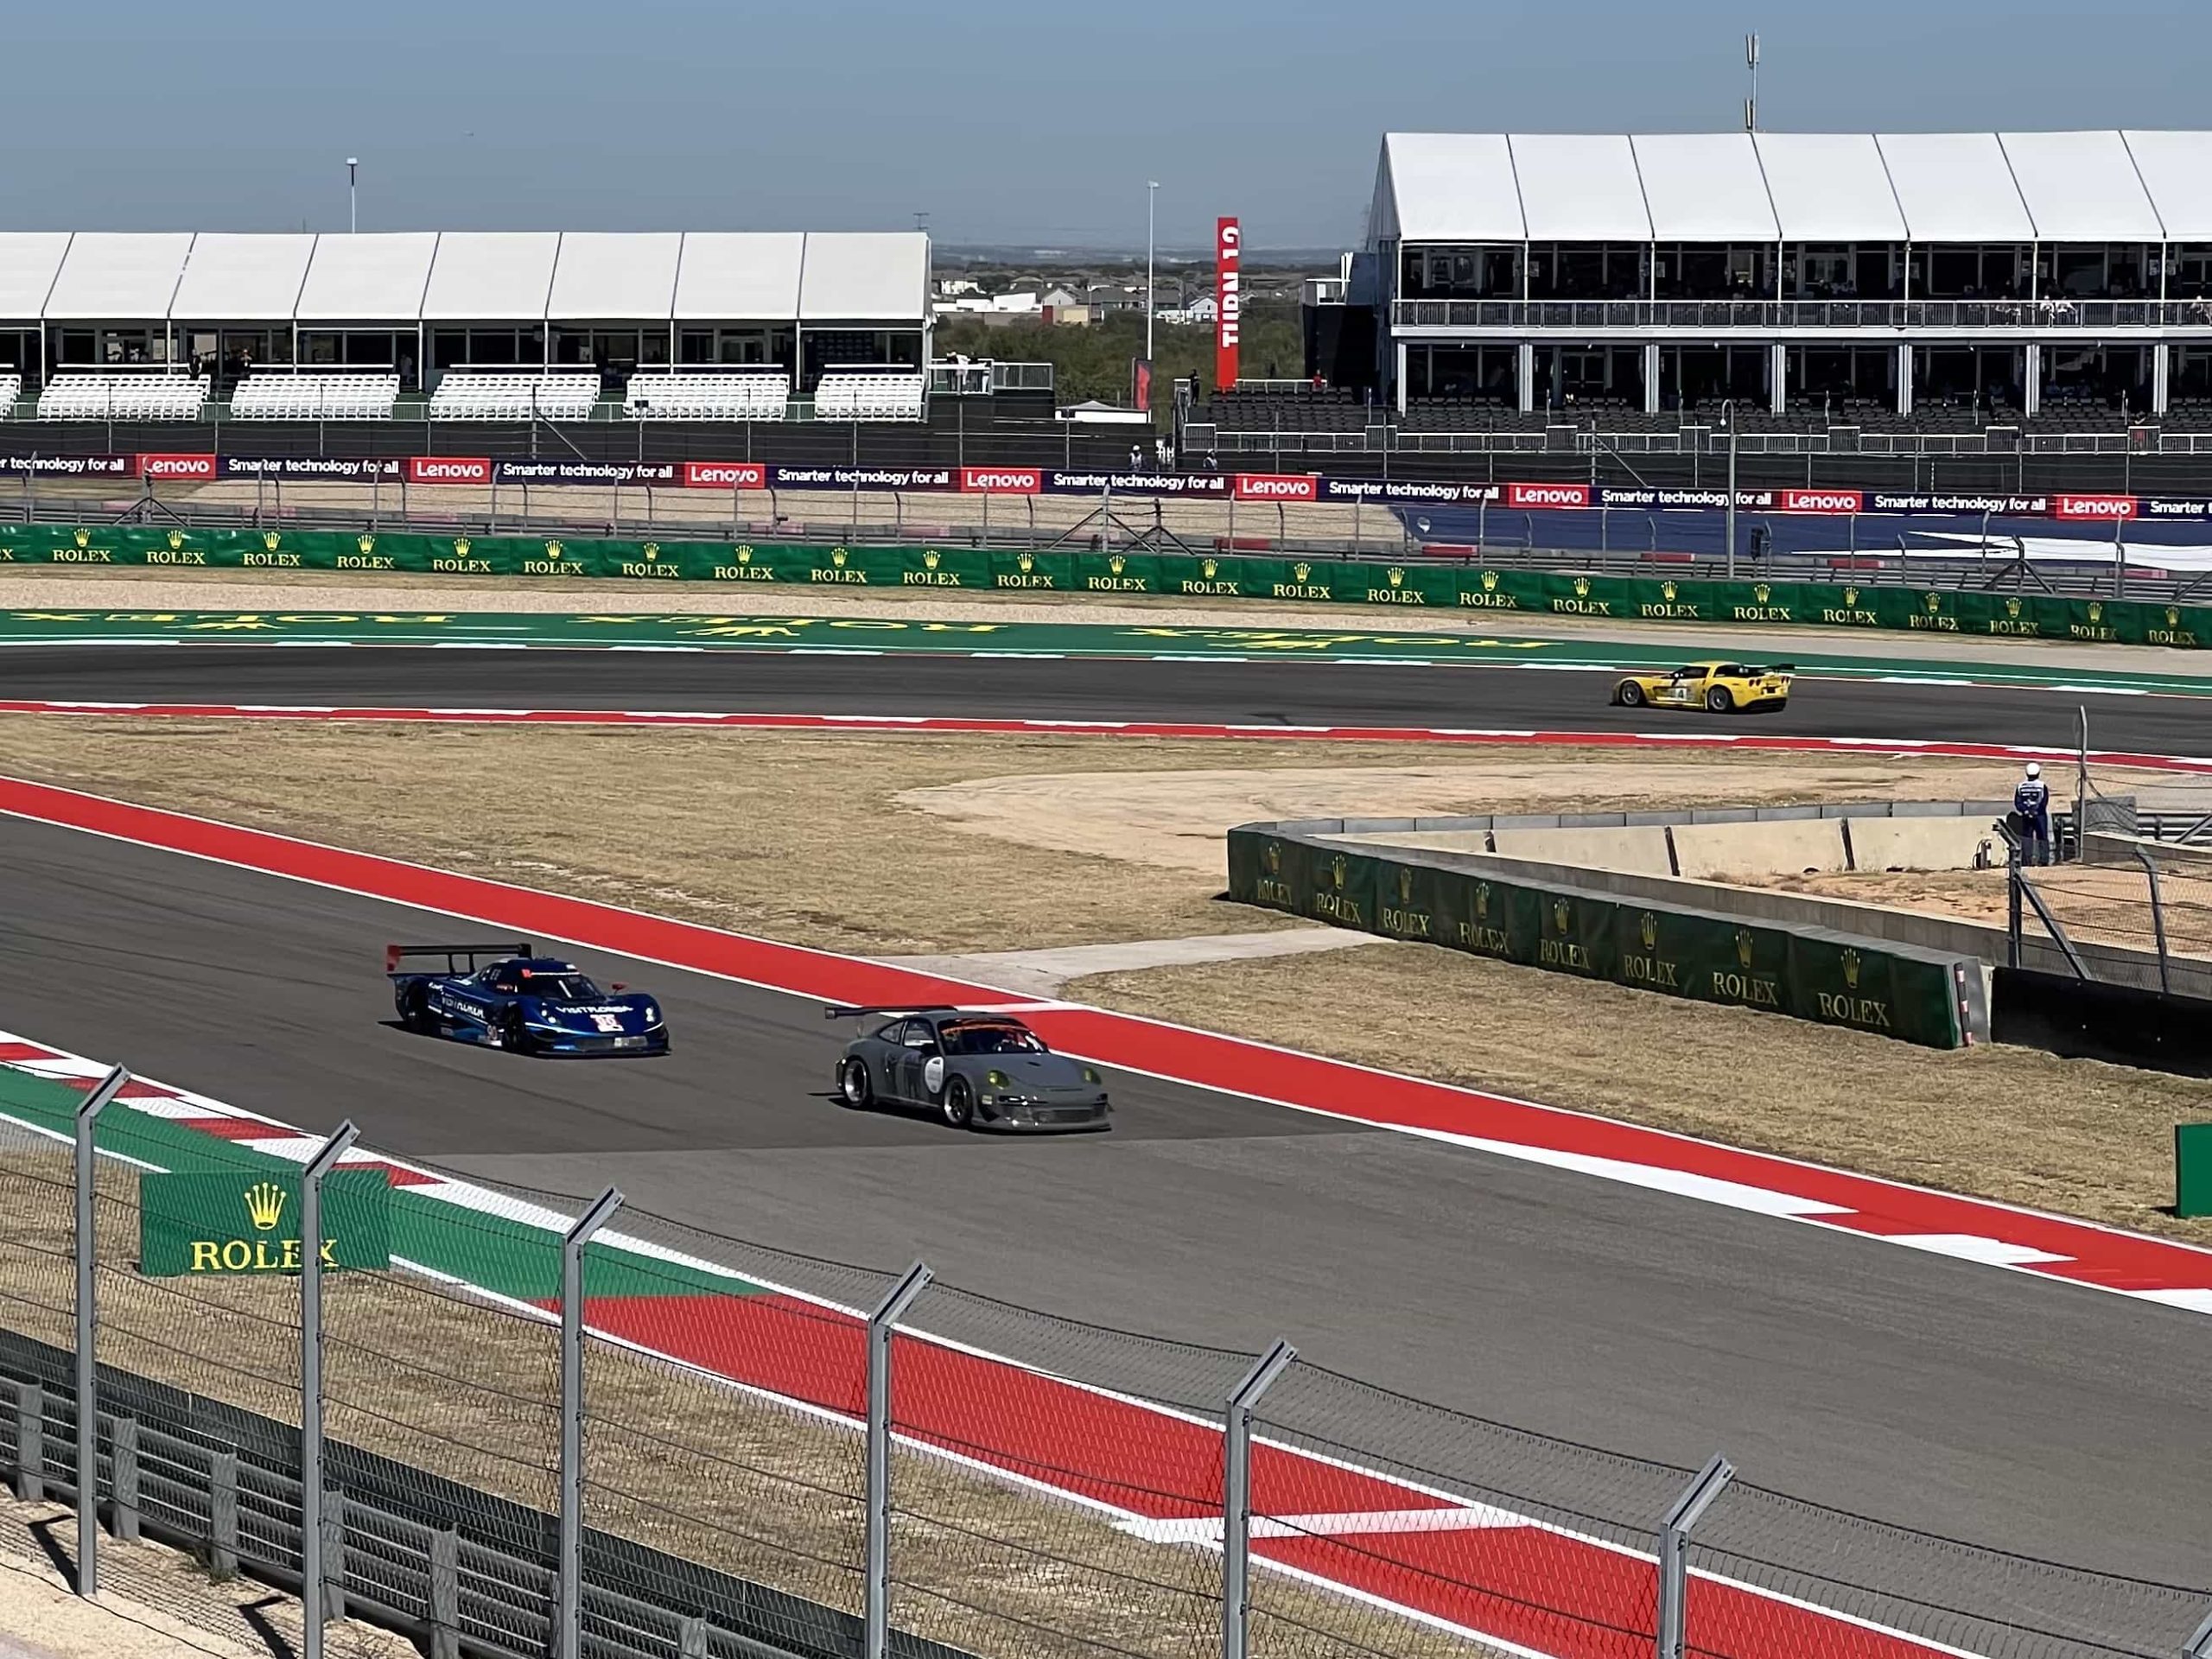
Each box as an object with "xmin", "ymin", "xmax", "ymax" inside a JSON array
[
  {"xmin": 137, "ymin": 453, "xmax": 217, "ymax": 480},
  {"xmin": 406, "ymin": 456, "xmax": 492, "ymax": 485},
  {"xmin": 1233, "ymin": 473, "xmax": 1318, "ymax": 501},
  {"xmin": 682, "ymin": 461, "xmax": 767, "ymax": 489},
  {"xmin": 1779, "ymin": 490, "xmax": 1863, "ymax": 514},
  {"xmin": 1506, "ymin": 482, "xmax": 1592, "ymax": 508},
  {"xmin": 2055, "ymin": 494, "xmax": 2138, "ymax": 520},
  {"xmin": 959, "ymin": 467, "xmax": 1043, "ymax": 494}
]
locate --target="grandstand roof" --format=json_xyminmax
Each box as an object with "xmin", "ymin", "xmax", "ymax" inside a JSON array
[
  {"xmin": 0, "ymin": 232, "xmax": 929, "ymax": 323},
  {"xmin": 1374, "ymin": 131, "xmax": 2212, "ymax": 245}
]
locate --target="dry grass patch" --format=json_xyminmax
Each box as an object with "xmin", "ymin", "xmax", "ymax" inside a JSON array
[{"xmin": 1070, "ymin": 945, "xmax": 2212, "ymax": 1247}]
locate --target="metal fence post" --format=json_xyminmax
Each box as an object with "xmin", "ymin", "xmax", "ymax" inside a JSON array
[
  {"xmin": 12, "ymin": 1382, "xmax": 42, "ymax": 1501},
  {"xmin": 1224, "ymin": 1340, "xmax": 1296, "ymax": 1659},
  {"xmin": 1656, "ymin": 1454, "xmax": 1734, "ymax": 1659},
  {"xmin": 428, "ymin": 1529, "xmax": 460, "ymax": 1659},
  {"xmin": 2132, "ymin": 846, "xmax": 2172, "ymax": 993},
  {"xmin": 560, "ymin": 1188, "xmax": 624, "ymax": 1659},
  {"xmin": 865, "ymin": 1261, "xmax": 933, "ymax": 1659},
  {"xmin": 209, "ymin": 1449, "xmax": 238, "ymax": 1578},
  {"xmin": 110, "ymin": 1417, "xmax": 138, "ymax": 1541},
  {"xmin": 301, "ymin": 1120, "xmax": 359, "ymax": 1659},
  {"xmin": 73, "ymin": 1064, "xmax": 128, "ymax": 1596}
]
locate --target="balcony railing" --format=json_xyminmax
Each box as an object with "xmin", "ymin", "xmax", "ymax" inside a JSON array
[{"xmin": 1391, "ymin": 298, "xmax": 2212, "ymax": 332}]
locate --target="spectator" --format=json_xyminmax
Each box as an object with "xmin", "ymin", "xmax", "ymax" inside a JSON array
[
  {"xmin": 2013, "ymin": 762, "xmax": 2052, "ymax": 865},
  {"xmin": 1129, "ymin": 443, "xmax": 1143, "ymax": 472}
]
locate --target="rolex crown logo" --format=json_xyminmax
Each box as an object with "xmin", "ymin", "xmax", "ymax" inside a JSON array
[
  {"xmin": 2168, "ymin": 607, "xmax": 2182, "ymax": 627},
  {"xmin": 1639, "ymin": 912, "xmax": 1657, "ymax": 949},
  {"xmin": 642, "ymin": 543, "xmax": 660, "ymax": 560},
  {"xmin": 73, "ymin": 528, "xmax": 90, "ymax": 549},
  {"xmin": 1018, "ymin": 552, "xmax": 1035, "ymax": 573},
  {"xmin": 830, "ymin": 547, "xmax": 849, "ymax": 567},
  {"xmin": 1475, "ymin": 882, "xmax": 1491, "ymax": 920},
  {"xmin": 1737, "ymin": 929, "xmax": 1754, "ymax": 969},
  {"xmin": 735, "ymin": 544, "xmax": 753, "ymax": 563},
  {"xmin": 1398, "ymin": 866, "xmax": 1414, "ymax": 904},
  {"xmin": 544, "ymin": 539, "xmax": 564, "ymax": 559},
  {"xmin": 244, "ymin": 1181, "xmax": 287, "ymax": 1233},
  {"xmin": 1387, "ymin": 566, "xmax": 1405, "ymax": 587},
  {"xmin": 1480, "ymin": 569, "xmax": 1499, "ymax": 592},
  {"xmin": 1754, "ymin": 582, "xmax": 1770, "ymax": 603},
  {"xmin": 2005, "ymin": 597, "xmax": 2021, "ymax": 618},
  {"xmin": 168, "ymin": 529, "xmax": 187, "ymax": 550},
  {"xmin": 357, "ymin": 535, "xmax": 376, "ymax": 555},
  {"xmin": 923, "ymin": 549, "xmax": 941, "ymax": 570},
  {"xmin": 262, "ymin": 531, "xmax": 281, "ymax": 552},
  {"xmin": 1329, "ymin": 854, "xmax": 1346, "ymax": 890},
  {"xmin": 1201, "ymin": 557, "xmax": 1217, "ymax": 579},
  {"xmin": 1263, "ymin": 841, "xmax": 1281, "ymax": 874},
  {"xmin": 1573, "ymin": 576, "xmax": 1591, "ymax": 597},
  {"xmin": 453, "ymin": 537, "xmax": 472, "ymax": 557},
  {"xmin": 1662, "ymin": 581, "xmax": 1677, "ymax": 601},
  {"xmin": 1294, "ymin": 562, "xmax": 1313, "ymax": 582},
  {"xmin": 2088, "ymin": 601, "xmax": 2104, "ymax": 623},
  {"xmin": 1842, "ymin": 948, "xmax": 1862, "ymax": 989},
  {"xmin": 1924, "ymin": 593, "xmax": 1941, "ymax": 613},
  {"xmin": 1553, "ymin": 898, "xmax": 1571, "ymax": 934},
  {"xmin": 1843, "ymin": 586, "xmax": 1859, "ymax": 606},
  {"xmin": 1109, "ymin": 554, "xmax": 1127, "ymax": 574}
]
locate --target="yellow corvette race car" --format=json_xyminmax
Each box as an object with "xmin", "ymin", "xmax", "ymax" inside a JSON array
[{"xmin": 1611, "ymin": 659, "xmax": 1794, "ymax": 713}]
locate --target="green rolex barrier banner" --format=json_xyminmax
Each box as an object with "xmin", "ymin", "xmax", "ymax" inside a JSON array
[
  {"xmin": 2, "ymin": 519, "xmax": 2204, "ymax": 650},
  {"xmin": 139, "ymin": 1169, "xmax": 391, "ymax": 1276},
  {"xmin": 1227, "ymin": 829, "xmax": 1967, "ymax": 1048}
]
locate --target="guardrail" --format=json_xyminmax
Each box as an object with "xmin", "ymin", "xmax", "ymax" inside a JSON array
[
  {"xmin": 1185, "ymin": 422, "xmax": 2188, "ymax": 460},
  {"xmin": 1389, "ymin": 296, "xmax": 2212, "ymax": 331}
]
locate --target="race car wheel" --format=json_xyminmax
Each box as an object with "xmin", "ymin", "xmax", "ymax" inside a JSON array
[
  {"xmin": 1615, "ymin": 680, "xmax": 1643, "ymax": 708},
  {"xmin": 398, "ymin": 984, "xmax": 435, "ymax": 1034},
  {"xmin": 942, "ymin": 1077, "xmax": 976, "ymax": 1130},
  {"xmin": 839, "ymin": 1058, "xmax": 874, "ymax": 1109},
  {"xmin": 1706, "ymin": 685, "xmax": 1734, "ymax": 713},
  {"xmin": 501, "ymin": 1008, "xmax": 536, "ymax": 1056}
]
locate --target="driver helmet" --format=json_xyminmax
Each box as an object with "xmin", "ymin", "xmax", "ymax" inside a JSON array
[{"xmin": 2024, "ymin": 762, "xmax": 2042, "ymax": 780}]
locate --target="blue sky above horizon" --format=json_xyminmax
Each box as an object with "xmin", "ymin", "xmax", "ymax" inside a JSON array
[{"xmin": 7, "ymin": 0, "xmax": 2208, "ymax": 250}]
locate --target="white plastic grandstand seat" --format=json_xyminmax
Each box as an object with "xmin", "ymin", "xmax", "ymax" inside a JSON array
[
  {"xmin": 813, "ymin": 371, "xmax": 926, "ymax": 422},
  {"xmin": 0, "ymin": 373, "xmax": 20, "ymax": 417},
  {"xmin": 427, "ymin": 372, "xmax": 601, "ymax": 422},
  {"xmin": 622, "ymin": 372, "xmax": 790, "ymax": 422},
  {"xmin": 229, "ymin": 372, "xmax": 402, "ymax": 421},
  {"xmin": 37, "ymin": 373, "xmax": 211, "ymax": 421}
]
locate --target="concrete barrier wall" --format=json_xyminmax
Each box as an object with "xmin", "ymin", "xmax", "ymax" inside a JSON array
[
  {"xmin": 1671, "ymin": 818, "xmax": 1849, "ymax": 880},
  {"xmin": 1851, "ymin": 817, "xmax": 2005, "ymax": 873},
  {"xmin": 1489, "ymin": 824, "xmax": 1677, "ymax": 874}
]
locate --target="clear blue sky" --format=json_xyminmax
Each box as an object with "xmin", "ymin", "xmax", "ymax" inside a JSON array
[{"xmin": 7, "ymin": 0, "xmax": 2208, "ymax": 250}]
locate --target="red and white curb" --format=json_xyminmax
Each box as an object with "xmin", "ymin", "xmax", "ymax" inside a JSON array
[
  {"xmin": 0, "ymin": 1025, "xmax": 1980, "ymax": 1659},
  {"xmin": 2, "ymin": 700, "xmax": 2212, "ymax": 774}
]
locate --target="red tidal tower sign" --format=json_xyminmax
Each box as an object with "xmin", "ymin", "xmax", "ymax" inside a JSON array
[{"xmin": 1215, "ymin": 217, "xmax": 1241, "ymax": 391}]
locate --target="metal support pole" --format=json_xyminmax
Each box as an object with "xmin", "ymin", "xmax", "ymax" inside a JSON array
[
  {"xmin": 866, "ymin": 1262, "xmax": 933, "ymax": 1659},
  {"xmin": 73, "ymin": 1065, "xmax": 129, "ymax": 1597},
  {"xmin": 1724, "ymin": 404, "xmax": 1738, "ymax": 579},
  {"xmin": 1656, "ymin": 1454, "xmax": 1734, "ymax": 1659},
  {"xmin": 300, "ymin": 1120, "xmax": 359, "ymax": 1659},
  {"xmin": 2076, "ymin": 704, "xmax": 2091, "ymax": 861},
  {"xmin": 560, "ymin": 1188, "xmax": 624, "ymax": 1659},
  {"xmin": 2133, "ymin": 846, "xmax": 2172, "ymax": 994},
  {"xmin": 1223, "ymin": 1339, "xmax": 1297, "ymax": 1659}
]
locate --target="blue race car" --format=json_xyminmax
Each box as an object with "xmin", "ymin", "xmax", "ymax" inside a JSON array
[{"xmin": 385, "ymin": 942, "xmax": 670, "ymax": 1057}]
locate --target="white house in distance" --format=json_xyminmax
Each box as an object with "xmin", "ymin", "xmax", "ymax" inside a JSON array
[{"xmin": 1159, "ymin": 291, "xmax": 1217, "ymax": 326}]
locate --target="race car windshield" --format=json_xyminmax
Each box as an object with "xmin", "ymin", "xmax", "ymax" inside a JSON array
[
  {"xmin": 942, "ymin": 1024, "xmax": 1046, "ymax": 1056},
  {"xmin": 524, "ymin": 975, "xmax": 602, "ymax": 1001}
]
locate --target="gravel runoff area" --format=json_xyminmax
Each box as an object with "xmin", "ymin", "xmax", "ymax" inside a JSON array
[
  {"xmin": 0, "ymin": 712, "xmax": 2202, "ymax": 1249},
  {"xmin": 3, "ymin": 564, "xmax": 2211, "ymax": 678}
]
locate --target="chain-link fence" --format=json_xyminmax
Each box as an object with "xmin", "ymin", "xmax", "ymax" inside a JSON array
[{"xmin": 0, "ymin": 1059, "xmax": 2206, "ymax": 1659}]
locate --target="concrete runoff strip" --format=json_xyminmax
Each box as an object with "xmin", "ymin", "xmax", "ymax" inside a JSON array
[{"xmin": 885, "ymin": 928, "xmax": 1384, "ymax": 997}]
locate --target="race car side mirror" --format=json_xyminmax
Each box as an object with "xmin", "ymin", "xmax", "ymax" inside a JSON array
[{"xmin": 611, "ymin": 982, "xmax": 628, "ymax": 992}]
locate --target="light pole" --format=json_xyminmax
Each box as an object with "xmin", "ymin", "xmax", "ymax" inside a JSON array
[
  {"xmin": 346, "ymin": 158, "xmax": 359, "ymax": 232},
  {"xmin": 1145, "ymin": 180, "xmax": 1160, "ymax": 368}
]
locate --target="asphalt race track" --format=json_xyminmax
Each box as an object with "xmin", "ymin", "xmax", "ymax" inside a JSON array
[
  {"xmin": 0, "ymin": 645, "xmax": 2206, "ymax": 1583},
  {"xmin": 1, "ymin": 642, "xmax": 2209, "ymax": 752}
]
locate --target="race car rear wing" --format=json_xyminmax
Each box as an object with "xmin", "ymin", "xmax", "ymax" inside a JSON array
[
  {"xmin": 386, "ymin": 942, "xmax": 533, "ymax": 976},
  {"xmin": 824, "ymin": 1003, "xmax": 958, "ymax": 1020}
]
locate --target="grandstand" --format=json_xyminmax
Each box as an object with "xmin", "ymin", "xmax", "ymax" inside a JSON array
[
  {"xmin": 0, "ymin": 230, "xmax": 928, "ymax": 396},
  {"xmin": 813, "ymin": 370, "xmax": 927, "ymax": 421},
  {"xmin": 428, "ymin": 371, "xmax": 600, "ymax": 422},
  {"xmin": 0, "ymin": 372, "xmax": 17, "ymax": 416},
  {"xmin": 229, "ymin": 372, "xmax": 401, "ymax": 421},
  {"xmin": 35, "ymin": 372, "xmax": 209, "ymax": 421},
  {"xmin": 1319, "ymin": 130, "xmax": 2212, "ymax": 424},
  {"xmin": 622, "ymin": 371, "xmax": 790, "ymax": 421}
]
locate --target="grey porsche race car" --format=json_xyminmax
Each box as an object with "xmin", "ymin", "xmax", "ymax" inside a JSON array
[{"xmin": 829, "ymin": 1005, "xmax": 1110, "ymax": 1132}]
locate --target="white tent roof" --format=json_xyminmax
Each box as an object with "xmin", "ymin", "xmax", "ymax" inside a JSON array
[
  {"xmin": 1751, "ymin": 133, "xmax": 1907, "ymax": 241},
  {"xmin": 1375, "ymin": 134, "xmax": 1524, "ymax": 242},
  {"xmin": 170, "ymin": 232, "xmax": 317, "ymax": 320},
  {"xmin": 0, "ymin": 232, "xmax": 72, "ymax": 321},
  {"xmin": 1631, "ymin": 133, "xmax": 1777, "ymax": 240},
  {"xmin": 547, "ymin": 231, "xmax": 682, "ymax": 321},
  {"xmin": 1872, "ymin": 133, "xmax": 2035, "ymax": 241},
  {"xmin": 1510, "ymin": 135, "xmax": 1651, "ymax": 241},
  {"xmin": 295, "ymin": 232, "xmax": 439, "ymax": 321},
  {"xmin": 672, "ymin": 232, "xmax": 804, "ymax": 319},
  {"xmin": 419, "ymin": 232, "xmax": 561, "ymax": 321},
  {"xmin": 798, "ymin": 232, "xmax": 930, "ymax": 320},
  {"xmin": 43, "ymin": 233, "xmax": 194, "ymax": 321},
  {"xmin": 1999, "ymin": 130, "xmax": 2163, "ymax": 240},
  {"xmin": 2121, "ymin": 131, "xmax": 2212, "ymax": 239}
]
